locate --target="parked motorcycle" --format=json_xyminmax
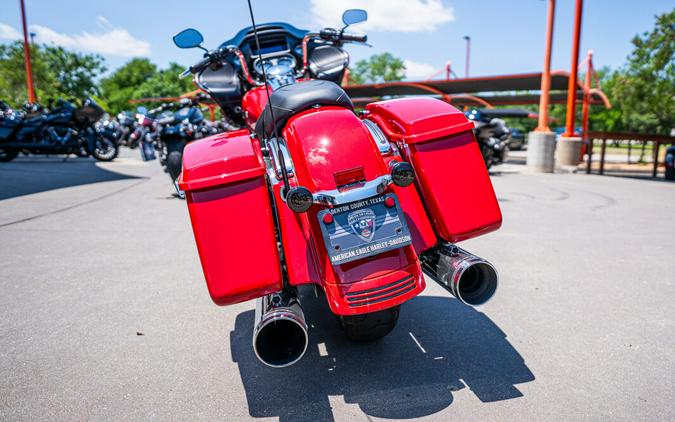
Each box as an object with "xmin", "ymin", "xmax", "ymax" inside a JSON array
[
  {"xmin": 98, "ymin": 111, "xmax": 139, "ymax": 148},
  {"xmin": 173, "ymin": 8, "xmax": 502, "ymax": 368},
  {"xmin": 466, "ymin": 108, "xmax": 527, "ymax": 169},
  {"xmin": 0, "ymin": 98, "xmax": 118, "ymax": 162},
  {"xmin": 148, "ymin": 97, "xmax": 218, "ymax": 183},
  {"xmin": 665, "ymin": 145, "xmax": 675, "ymax": 181}
]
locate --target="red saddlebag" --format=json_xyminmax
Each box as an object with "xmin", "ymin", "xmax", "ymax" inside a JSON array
[
  {"xmin": 366, "ymin": 98, "xmax": 502, "ymax": 242},
  {"xmin": 178, "ymin": 130, "xmax": 282, "ymax": 305}
]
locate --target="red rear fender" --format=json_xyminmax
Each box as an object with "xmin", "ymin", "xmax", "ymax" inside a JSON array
[{"xmin": 282, "ymin": 106, "xmax": 388, "ymax": 192}]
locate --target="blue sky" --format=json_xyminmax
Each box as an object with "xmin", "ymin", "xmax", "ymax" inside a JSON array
[{"xmin": 1, "ymin": 0, "xmax": 672, "ymax": 79}]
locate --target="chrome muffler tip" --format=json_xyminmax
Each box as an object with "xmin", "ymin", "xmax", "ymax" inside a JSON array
[
  {"xmin": 422, "ymin": 243, "xmax": 499, "ymax": 307},
  {"xmin": 252, "ymin": 292, "xmax": 308, "ymax": 368}
]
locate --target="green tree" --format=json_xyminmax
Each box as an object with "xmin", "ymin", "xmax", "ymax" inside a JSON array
[
  {"xmin": 100, "ymin": 58, "xmax": 157, "ymax": 114},
  {"xmin": 132, "ymin": 63, "xmax": 194, "ymax": 102},
  {"xmin": 609, "ymin": 9, "xmax": 674, "ymax": 134},
  {"xmin": 350, "ymin": 53, "xmax": 406, "ymax": 84},
  {"xmin": 0, "ymin": 41, "xmax": 106, "ymax": 106}
]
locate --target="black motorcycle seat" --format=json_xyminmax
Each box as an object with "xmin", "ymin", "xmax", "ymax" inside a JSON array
[{"xmin": 255, "ymin": 79, "xmax": 353, "ymax": 139}]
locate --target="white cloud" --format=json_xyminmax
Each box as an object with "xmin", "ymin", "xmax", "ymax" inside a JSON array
[
  {"xmin": 0, "ymin": 23, "xmax": 22, "ymax": 40},
  {"xmin": 310, "ymin": 0, "xmax": 454, "ymax": 32},
  {"xmin": 404, "ymin": 59, "xmax": 437, "ymax": 80},
  {"xmin": 0, "ymin": 19, "xmax": 150, "ymax": 57}
]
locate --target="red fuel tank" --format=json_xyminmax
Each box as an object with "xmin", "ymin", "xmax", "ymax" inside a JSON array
[
  {"xmin": 178, "ymin": 130, "xmax": 283, "ymax": 305},
  {"xmin": 366, "ymin": 98, "xmax": 502, "ymax": 243}
]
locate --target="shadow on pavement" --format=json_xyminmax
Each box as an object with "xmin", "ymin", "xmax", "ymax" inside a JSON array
[
  {"xmin": 231, "ymin": 291, "xmax": 534, "ymax": 422},
  {"xmin": 0, "ymin": 157, "xmax": 140, "ymax": 200}
]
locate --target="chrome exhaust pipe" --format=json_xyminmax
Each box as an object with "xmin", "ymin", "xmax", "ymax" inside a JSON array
[
  {"xmin": 422, "ymin": 243, "xmax": 498, "ymax": 306},
  {"xmin": 252, "ymin": 291, "xmax": 308, "ymax": 368}
]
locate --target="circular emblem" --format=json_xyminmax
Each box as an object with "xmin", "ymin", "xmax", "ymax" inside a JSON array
[{"xmin": 347, "ymin": 208, "xmax": 377, "ymax": 242}]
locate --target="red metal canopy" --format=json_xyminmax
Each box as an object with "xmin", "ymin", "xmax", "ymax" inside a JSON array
[{"xmin": 343, "ymin": 71, "xmax": 610, "ymax": 109}]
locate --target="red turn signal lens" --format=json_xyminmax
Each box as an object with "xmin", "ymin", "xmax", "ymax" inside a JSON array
[
  {"xmin": 322, "ymin": 213, "xmax": 334, "ymax": 224},
  {"xmin": 334, "ymin": 166, "xmax": 365, "ymax": 190},
  {"xmin": 384, "ymin": 197, "xmax": 395, "ymax": 208}
]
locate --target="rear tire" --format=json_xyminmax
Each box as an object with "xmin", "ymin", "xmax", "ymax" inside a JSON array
[
  {"xmin": 339, "ymin": 305, "xmax": 400, "ymax": 341},
  {"xmin": 666, "ymin": 167, "xmax": 675, "ymax": 181},
  {"xmin": 480, "ymin": 144, "xmax": 494, "ymax": 169},
  {"xmin": 166, "ymin": 145, "xmax": 183, "ymax": 182}
]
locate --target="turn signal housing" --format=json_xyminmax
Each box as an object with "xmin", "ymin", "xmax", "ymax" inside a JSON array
[
  {"xmin": 286, "ymin": 186, "xmax": 313, "ymax": 213},
  {"xmin": 390, "ymin": 161, "xmax": 415, "ymax": 187}
]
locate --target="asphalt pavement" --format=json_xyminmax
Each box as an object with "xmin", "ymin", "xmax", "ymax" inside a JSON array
[{"xmin": 1, "ymin": 149, "xmax": 674, "ymax": 421}]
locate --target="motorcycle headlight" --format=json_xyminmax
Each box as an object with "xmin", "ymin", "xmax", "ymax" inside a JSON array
[{"xmin": 390, "ymin": 161, "xmax": 415, "ymax": 187}]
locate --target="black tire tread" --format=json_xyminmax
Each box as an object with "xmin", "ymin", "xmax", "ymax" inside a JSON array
[
  {"xmin": 339, "ymin": 305, "xmax": 400, "ymax": 342},
  {"xmin": 167, "ymin": 150, "xmax": 183, "ymax": 182},
  {"xmin": 166, "ymin": 141, "xmax": 185, "ymax": 182}
]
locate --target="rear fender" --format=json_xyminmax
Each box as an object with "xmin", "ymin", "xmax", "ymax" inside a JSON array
[
  {"xmin": 282, "ymin": 106, "xmax": 388, "ymax": 191},
  {"xmin": 275, "ymin": 106, "xmax": 426, "ymax": 315}
]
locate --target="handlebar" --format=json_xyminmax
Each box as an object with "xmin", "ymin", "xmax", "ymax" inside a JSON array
[
  {"xmin": 340, "ymin": 32, "xmax": 367, "ymax": 43},
  {"xmin": 319, "ymin": 28, "xmax": 367, "ymax": 43},
  {"xmin": 182, "ymin": 47, "xmax": 260, "ymax": 86},
  {"xmin": 183, "ymin": 28, "xmax": 367, "ymax": 84},
  {"xmin": 300, "ymin": 30, "xmax": 367, "ymax": 76},
  {"xmin": 188, "ymin": 55, "xmax": 212, "ymax": 74}
]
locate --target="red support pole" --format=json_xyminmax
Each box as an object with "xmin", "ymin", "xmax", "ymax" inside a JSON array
[
  {"xmin": 445, "ymin": 62, "xmax": 451, "ymax": 80},
  {"xmin": 463, "ymin": 36, "xmax": 470, "ymax": 78},
  {"xmin": 562, "ymin": 0, "xmax": 583, "ymax": 138},
  {"xmin": 535, "ymin": 0, "xmax": 556, "ymax": 132},
  {"xmin": 19, "ymin": 0, "xmax": 36, "ymax": 104}
]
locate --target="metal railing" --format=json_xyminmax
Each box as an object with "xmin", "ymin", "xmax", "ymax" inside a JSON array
[{"xmin": 586, "ymin": 131, "xmax": 675, "ymax": 177}]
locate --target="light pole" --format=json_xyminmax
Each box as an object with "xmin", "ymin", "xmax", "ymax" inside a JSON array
[
  {"xmin": 19, "ymin": 0, "xmax": 36, "ymax": 103},
  {"xmin": 463, "ymin": 36, "xmax": 470, "ymax": 78}
]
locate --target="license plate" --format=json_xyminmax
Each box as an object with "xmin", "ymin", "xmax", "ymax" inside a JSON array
[{"xmin": 317, "ymin": 194, "xmax": 412, "ymax": 265}]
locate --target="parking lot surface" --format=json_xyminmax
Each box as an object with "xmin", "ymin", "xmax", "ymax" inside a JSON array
[{"xmin": 1, "ymin": 150, "xmax": 674, "ymax": 421}]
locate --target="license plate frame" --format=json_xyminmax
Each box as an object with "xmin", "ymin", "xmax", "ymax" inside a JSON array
[{"xmin": 317, "ymin": 193, "xmax": 412, "ymax": 265}]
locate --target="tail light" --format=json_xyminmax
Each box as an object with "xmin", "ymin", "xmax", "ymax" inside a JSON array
[{"xmin": 334, "ymin": 167, "xmax": 365, "ymax": 190}]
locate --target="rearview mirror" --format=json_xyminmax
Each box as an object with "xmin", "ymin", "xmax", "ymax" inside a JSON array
[
  {"xmin": 173, "ymin": 28, "xmax": 204, "ymax": 49},
  {"xmin": 342, "ymin": 9, "xmax": 367, "ymax": 27}
]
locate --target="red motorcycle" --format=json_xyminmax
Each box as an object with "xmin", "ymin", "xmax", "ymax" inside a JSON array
[{"xmin": 173, "ymin": 9, "xmax": 502, "ymax": 368}]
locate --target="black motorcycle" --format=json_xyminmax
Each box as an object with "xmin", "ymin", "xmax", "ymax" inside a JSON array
[
  {"xmin": 466, "ymin": 108, "xmax": 531, "ymax": 169},
  {"xmin": 98, "ymin": 111, "xmax": 139, "ymax": 148},
  {"xmin": 0, "ymin": 98, "xmax": 118, "ymax": 162},
  {"xmin": 152, "ymin": 98, "xmax": 218, "ymax": 182},
  {"xmin": 665, "ymin": 145, "xmax": 675, "ymax": 181}
]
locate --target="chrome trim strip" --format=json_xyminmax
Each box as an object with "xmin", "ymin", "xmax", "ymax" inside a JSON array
[
  {"xmin": 363, "ymin": 119, "xmax": 392, "ymax": 155},
  {"xmin": 312, "ymin": 175, "xmax": 392, "ymax": 207},
  {"xmin": 267, "ymin": 138, "xmax": 295, "ymax": 179}
]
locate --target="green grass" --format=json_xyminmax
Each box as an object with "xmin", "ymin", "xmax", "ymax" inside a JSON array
[{"xmin": 591, "ymin": 141, "xmax": 654, "ymax": 156}]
